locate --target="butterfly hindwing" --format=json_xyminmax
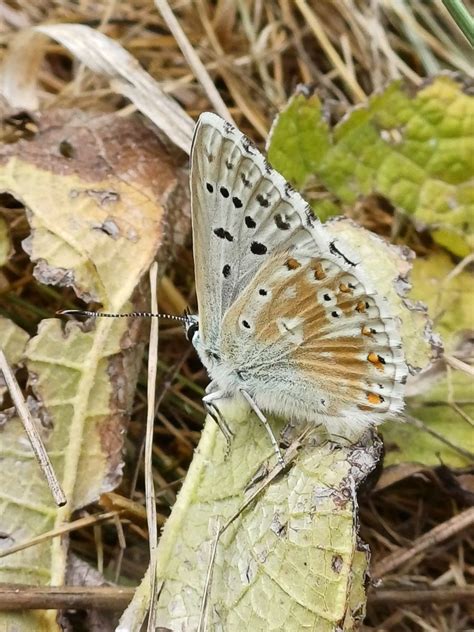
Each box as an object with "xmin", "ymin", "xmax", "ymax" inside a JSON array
[{"xmin": 220, "ymin": 249, "xmax": 407, "ymax": 434}]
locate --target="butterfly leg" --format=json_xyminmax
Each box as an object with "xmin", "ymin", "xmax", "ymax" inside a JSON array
[
  {"xmin": 239, "ymin": 389, "xmax": 285, "ymax": 467},
  {"xmin": 202, "ymin": 390, "xmax": 234, "ymax": 453}
]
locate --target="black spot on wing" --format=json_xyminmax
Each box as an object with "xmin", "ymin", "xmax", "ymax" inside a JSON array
[
  {"xmin": 241, "ymin": 173, "xmax": 251, "ymax": 188},
  {"xmin": 232, "ymin": 196, "xmax": 243, "ymax": 209},
  {"xmin": 284, "ymin": 182, "xmax": 295, "ymax": 197},
  {"xmin": 222, "ymin": 264, "xmax": 231, "ymax": 278},
  {"xmin": 206, "ymin": 182, "xmax": 214, "ymax": 193},
  {"xmin": 256, "ymin": 194, "xmax": 270, "ymax": 208},
  {"xmin": 304, "ymin": 203, "xmax": 315, "ymax": 227},
  {"xmin": 214, "ymin": 227, "xmax": 234, "ymax": 242},
  {"xmin": 274, "ymin": 213, "xmax": 290, "ymax": 230},
  {"xmin": 223, "ymin": 121, "xmax": 235, "ymax": 134},
  {"xmin": 330, "ymin": 240, "xmax": 357, "ymax": 266},
  {"xmin": 245, "ymin": 216, "xmax": 256, "ymax": 228},
  {"xmin": 251, "ymin": 241, "xmax": 267, "ymax": 255},
  {"xmin": 220, "ymin": 186, "xmax": 230, "ymax": 198},
  {"xmin": 241, "ymin": 137, "xmax": 256, "ymax": 155},
  {"xmin": 225, "ymin": 160, "xmax": 233, "ymax": 169}
]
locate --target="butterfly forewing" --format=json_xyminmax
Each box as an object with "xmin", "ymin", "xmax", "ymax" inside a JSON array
[{"xmin": 190, "ymin": 113, "xmax": 329, "ymax": 350}]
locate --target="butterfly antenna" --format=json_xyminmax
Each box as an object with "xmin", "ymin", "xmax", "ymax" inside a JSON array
[{"xmin": 57, "ymin": 309, "xmax": 188, "ymax": 323}]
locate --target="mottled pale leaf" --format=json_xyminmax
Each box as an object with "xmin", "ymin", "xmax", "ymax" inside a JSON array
[
  {"xmin": 409, "ymin": 252, "xmax": 473, "ymax": 353},
  {"xmin": 0, "ymin": 316, "xmax": 28, "ymax": 367},
  {"xmin": 122, "ymin": 403, "xmax": 381, "ymax": 632},
  {"xmin": 268, "ymin": 76, "xmax": 474, "ymax": 254}
]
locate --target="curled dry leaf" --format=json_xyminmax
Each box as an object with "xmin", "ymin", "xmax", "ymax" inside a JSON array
[
  {"xmin": 0, "ymin": 109, "xmax": 188, "ymax": 306},
  {"xmin": 0, "ymin": 109, "xmax": 188, "ymax": 631}
]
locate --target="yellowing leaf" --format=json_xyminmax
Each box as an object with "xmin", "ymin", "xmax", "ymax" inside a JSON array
[
  {"xmin": 409, "ymin": 252, "xmax": 473, "ymax": 353},
  {"xmin": 383, "ymin": 251, "xmax": 473, "ymax": 468},
  {"xmin": 383, "ymin": 369, "xmax": 473, "ymax": 468},
  {"xmin": 0, "ymin": 109, "xmax": 185, "ymax": 630}
]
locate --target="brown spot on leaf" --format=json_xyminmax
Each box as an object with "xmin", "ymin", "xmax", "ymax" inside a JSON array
[{"xmin": 332, "ymin": 554, "xmax": 343, "ymax": 574}]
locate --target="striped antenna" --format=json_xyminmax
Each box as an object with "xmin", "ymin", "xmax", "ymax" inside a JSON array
[{"xmin": 57, "ymin": 309, "xmax": 188, "ymax": 323}]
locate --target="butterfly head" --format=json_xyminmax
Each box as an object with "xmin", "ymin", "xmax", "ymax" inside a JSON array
[{"xmin": 184, "ymin": 313, "xmax": 200, "ymax": 344}]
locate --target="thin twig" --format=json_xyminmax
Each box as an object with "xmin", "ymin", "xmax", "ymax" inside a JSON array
[
  {"xmin": 154, "ymin": 0, "xmax": 235, "ymax": 124},
  {"xmin": 145, "ymin": 262, "xmax": 159, "ymax": 631},
  {"xmin": 0, "ymin": 350, "xmax": 67, "ymax": 507},
  {"xmin": 0, "ymin": 585, "xmax": 135, "ymax": 610},
  {"xmin": 0, "ymin": 510, "xmax": 119, "ymax": 559},
  {"xmin": 373, "ymin": 506, "xmax": 474, "ymax": 577},
  {"xmin": 368, "ymin": 585, "xmax": 474, "ymax": 605},
  {"xmin": 294, "ymin": 0, "xmax": 367, "ymax": 102}
]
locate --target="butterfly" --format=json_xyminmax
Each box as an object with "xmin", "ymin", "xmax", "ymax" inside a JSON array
[
  {"xmin": 59, "ymin": 112, "xmax": 408, "ymax": 464},
  {"xmin": 185, "ymin": 112, "xmax": 408, "ymax": 463}
]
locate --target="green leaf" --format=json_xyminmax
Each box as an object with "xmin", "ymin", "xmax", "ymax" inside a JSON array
[
  {"xmin": 409, "ymin": 251, "xmax": 473, "ymax": 353},
  {"xmin": 383, "ymin": 369, "xmax": 473, "ymax": 468},
  {"xmin": 268, "ymin": 76, "xmax": 474, "ymax": 254}
]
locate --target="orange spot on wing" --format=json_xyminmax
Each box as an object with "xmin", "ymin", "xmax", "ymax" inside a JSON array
[
  {"xmin": 355, "ymin": 300, "xmax": 367, "ymax": 313},
  {"xmin": 362, "ymin": 325, "xmax": 375, "ymax": 337},
  {"xmin": 367, "ymin": 392, "xmax": 384, "ymax": 405},
  {"xmin": 368, "ymin": 352, "xmax": 385, "ymax": 371},
  {"xmin": 311, "ymin": 261, "xmax": 326, "ymax": 280},
  {"xmin": 286, "ymin": 257, "xmax": 301, "ymax": 270},
  {"xmin": 339, "ymin": 283, "xmax": 352, "ymax": 293}
]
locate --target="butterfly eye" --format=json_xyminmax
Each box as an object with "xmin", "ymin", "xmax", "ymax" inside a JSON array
[{"xmin": 185, "ymin": 322, "xmax": 199, "ymax": 342}]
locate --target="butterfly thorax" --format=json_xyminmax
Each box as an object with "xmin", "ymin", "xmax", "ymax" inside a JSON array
[{"xmin": 187, "ymin": 321, "xmax": 246, "ymax": 395}]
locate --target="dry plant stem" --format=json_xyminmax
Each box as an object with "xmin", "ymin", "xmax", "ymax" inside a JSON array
[
  {"xmin": 0, "ymin": 585, "xmax": 135, "ymax": 610},
  {"xmin": 368, "ymin": 586, "xmax": 474, "ymax": 606},
  {"xmin": 2, "ymin": 583, "xmax": 470, "ymax": 612},
  {"xmin": 373, "ymin": 506, "xmax": 474, "ymax": 577},
  {"xmin": 145, "ymin": 262, "xmax": 159, "ymax": 632},
  {"xmin": 154, "ymin": 0, "xmax": 234, "ymax": 124},
  {"xmin": 0, "ymin": 349, "xmax": 66, "ymax": 507},
  {"xmin": 294, "ymin": 0, "xmax": 366, "ymax": 102},
  {"xmin": 195, "ymin": 0, "xmax": 268, "ymax": 137},
  {"xmin": 0, "ymin": 511, "xmax": 119, "ymax": 559}
]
